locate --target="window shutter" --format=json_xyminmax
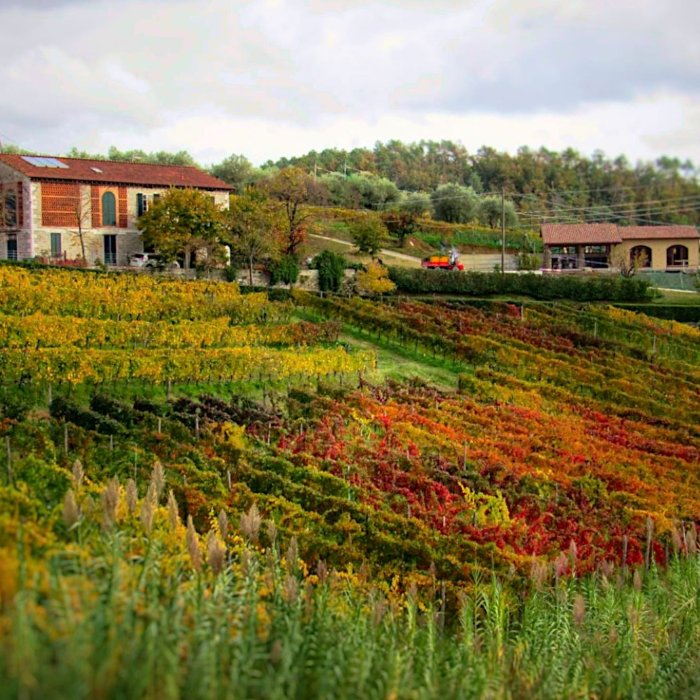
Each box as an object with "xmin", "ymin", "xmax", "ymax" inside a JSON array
[{"xmin": 137, "ymin": 193, "xmax": 144, "ymax": 217}]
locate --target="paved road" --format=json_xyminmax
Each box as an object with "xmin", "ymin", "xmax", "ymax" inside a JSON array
[{"xmin": 309, "ymin": 234, "xmax": 519, "ymax": 270}]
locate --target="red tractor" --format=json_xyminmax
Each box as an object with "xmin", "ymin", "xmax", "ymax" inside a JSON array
[{"xmin": 421, "ymin": 247, "xmax": 464, "ymax": 271}]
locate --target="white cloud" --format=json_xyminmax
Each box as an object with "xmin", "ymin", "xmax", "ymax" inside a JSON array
[{"xmin": 0, "ymin": 0, "xmax": 698, "ymax": 166}]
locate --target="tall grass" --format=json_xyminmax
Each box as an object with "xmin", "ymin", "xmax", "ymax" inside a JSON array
[{"xmin": 1, "ymin": 517, "xmax": 699, "ymax": 699}]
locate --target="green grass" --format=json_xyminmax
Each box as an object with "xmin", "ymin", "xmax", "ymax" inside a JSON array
[{"xmin": 652, "ymin": 288, "xmax": 700, "ymax": 305}]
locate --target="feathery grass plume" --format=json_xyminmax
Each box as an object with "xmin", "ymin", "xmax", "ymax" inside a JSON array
[
  {"xmin": 167, "ymin": 490, "xmax": 180, "ymax": 530},
  {"xmin": 671, "ymin": 526, "xmax": 683, "ymax": 554},
  {"xmin": 530, "ymin": 559, "xmax": 549, "ymax": 590},
  {"xmin": 146, "ymin": 481, "xmax": 157, "ymax": 509},
  {"xmin": 62, "ymin": 489, "xmax": 80, "ymax": 528},
  {"xmin": 269, "ymin": 639, "xmax": 283, "ymax": 666},
  {"xmin": 572, "ymin": 593, "xmax": 586, "ymax": 627},
  {"xmin": 633, "ymin": 568, "xmax": 643, "ymax": 591},
  {"xmin": 240, "ymin": 503, "xmax": 261, "ymax": 544},
  {"xmin": 316, "ymin": 559, "xmax": 328, "ymax": 585},
  {"xmin": 82, "ymin": 494, "xmax": 96, "ymax": 518},
  {"xmin": 266, "ymin": 519, "xmax": 277, "ymax": 547},
  {"xmin": 126, "ymin": 479, "xmax": 138, "ymax": 515},
  {"xmin": 282, "ymin": 573, "xmax": 298, "ymax": 604},
  {"xmin": 568, "ymin": 540, "xmax": 577, "ymax": 576},
  {"xmin": 140, "ymin": 494, "xmax": 154, "ymax": 534},
  {"xmin": 71, "ymin": 459, "xmax": 84, "ymax": 490},
  {"xmin": 217, "ymin": 509, "xmax": 228, "ymax": 540},
  {"xmin": 554, "ymin": 552, "xmax": 569, "ymax": 580},
  {"xmin": 150, "ymin": 460, "xmax": 165, "ymax": 503},
  {"xmin": 285, "ymin": 536, "xmax": 299, "ymax": 573},
  {"xmin": 101, "ymin": 477, "xmax": 120, "ymax": 529},
  {"xmin": 187, "ymin": 515, "xmax": 202, "ymax": 572},
  {"xmin": 241, "ymin": 549, "xmax": 252, "ymax": 578},
  {"xmin": 371, "ymin": 594, "xmax": 388, "ymax": 626},
  {"xmin": 207, "ymin": 531, "xmax": 226, "ymax": 575}
]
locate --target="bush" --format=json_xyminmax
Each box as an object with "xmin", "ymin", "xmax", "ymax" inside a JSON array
[
  {"xmin": 50, "ymin": 396, "xmax": 125, "ymax": 435},
  {"xmin": 268, "ymin": 255, "xmax": 299, "ymax": 286},
  {"xmin": 387, "ymin": 269, "xmax": 654, "ymax": 302},
  {"xmin": 313, "ymin": 250, "xmax": 347, "ymax": 293}
]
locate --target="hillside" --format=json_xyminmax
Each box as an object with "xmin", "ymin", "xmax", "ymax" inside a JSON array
[{"xmin": 0, "ymin": 266, "xmax": 699, "ymax": 697}]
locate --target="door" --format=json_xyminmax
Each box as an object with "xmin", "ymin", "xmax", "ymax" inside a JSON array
[
  {"xmin": 50, "ymin": 232, "xmax": 62, "ymax": 259},
  {"xmin": 6, "ymin": 235, "xmax": 17, "ymax": 261},
  {"xmin": 103, "ymin": 234, "xmax": 117, "ymax": 265}
]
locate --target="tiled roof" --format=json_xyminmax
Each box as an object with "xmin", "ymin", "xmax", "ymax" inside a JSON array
[
  {"xmin": 541, "ymin": 223, "xmax": 700, "ymax": 245},
  {"xmin": 541, "ymin": 224, "xmax": 622, "ymax": 245},
  {"xmin": 619, "ymin": 225, "xmax": 699, "ymax": 240},
  {"xmin": 0, "ymin": 154, "xmax": 233, "ymax": 191}
]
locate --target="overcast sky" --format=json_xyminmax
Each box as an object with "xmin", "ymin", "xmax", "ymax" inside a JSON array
[{"xmin": 1, "ymin": 0, "xmax": 699, "ymax": 167}]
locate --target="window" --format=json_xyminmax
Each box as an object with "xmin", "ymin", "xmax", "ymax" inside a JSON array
[
  {"xmin": 102, "ymin": 192, "xmax": 117, "ymax": 226},
  {"xmin": 666, "ymin": 245, "xmax": 689, "ymax": 267},
  {"xmin": 4, "ymin": 191, "xmax": 17, "ymax": 227},
  {"xmin": 50, "ymin": 232, "xmax": 62, "ymax": 258},
  {"xmin": 630, "ymin": 245, "xmax": 652, "ymax": 268},
  {"xmin": 137, "ymin": 193, "xmax": 148, "ymax": 217}
]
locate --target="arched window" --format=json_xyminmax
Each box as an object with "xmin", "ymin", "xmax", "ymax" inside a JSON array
[
  {"xmin": 102, "ymin": 192, "xmax": 116, "ymax": 226},
  {"xmin": 629, "ymin": 245, "xmax": 652, "ymax": 268},
  {"xmin": 666, "ymin": 245, "xmax": 689, "ymax": 267}
]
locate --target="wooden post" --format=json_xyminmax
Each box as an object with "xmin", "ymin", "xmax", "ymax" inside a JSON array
[
  {"xmin": 5, "ymin": 436, "xmax": 13, "ymax": 485},
  {"xmin": 64, "ymin": 423, "xmax": 69, "ymax": 454}
]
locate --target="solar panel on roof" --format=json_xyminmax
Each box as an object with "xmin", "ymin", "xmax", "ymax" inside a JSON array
[{"xmin": 21, "ymin": 156, "xmax": 69, "ymax": 169}]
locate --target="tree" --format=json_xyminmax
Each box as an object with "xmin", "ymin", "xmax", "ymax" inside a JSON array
[
  {"xmin": 477, "ymin": 196, "xmax": 518, "ymax": 229},
  {"xmin": 431, "ymin": 184, "xmax": 479, "ymax": 223},
  {"xmin": 264, "ymin": 167, "xmax": 320, "ymax": 256},
  {"xmin": 399, "ymin": 191, "xmax": 431, "ymax": 216},
  {"xmin": 356, "ymin": 262, "xmax": 396, "ymax": 296},
  {"xmin": 382, "ymin": 210, "xmax": 419, "ymax": 247},
  {"xmin": 312, "ymin": 250, "xmax": 347, "ymax": 293},
  {"xmin": 350, "ymin": 215, "xmax": 389, "ymax": 257},
  {"xmin": 613, "ymin": 248, "xmax": 649, "ymax": 278},
  {"xmin": 223, "ymin": 191, "xmax": 282, "ymax": 285},
  {"xmin": 210, "ymin": 154, "xmax": 257, "ymax": 193},
  {"xmin": 72, "ymin": 187, "xmax": 92, "ymax": 262},
  {"xmin": 138, "ymin": 189, "xmax": 223, "ymax": 269}
]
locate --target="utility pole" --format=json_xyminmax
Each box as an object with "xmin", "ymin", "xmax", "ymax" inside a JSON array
[{"xmin": 501, "ymin": 186, "xmax": 506, "ymax": 275}]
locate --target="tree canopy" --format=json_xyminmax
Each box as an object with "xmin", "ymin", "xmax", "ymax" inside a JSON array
[
  {"xmin": 137, "ymin": 189, "xmax": 223, "ymax": 269},
  {"xmin": 223, "ymin": 191, "xmax": 282, "ymax": 285}
]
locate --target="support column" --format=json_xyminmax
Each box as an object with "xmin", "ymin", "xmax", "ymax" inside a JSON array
[
  {"xmin": 543, "ymin": 245, "xmax": 552, "ymax": 269},
  {"xmin": 577, "ymin": 245, "xmax": 585, "ymax": 269}
]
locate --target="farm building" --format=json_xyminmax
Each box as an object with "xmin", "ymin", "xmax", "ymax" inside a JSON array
[
  {"xmin": 0, "ymin": 154, "xmax": 232, "ymax": 266},
  {"xmin": 541, "ymin": 223, "xmax": 699, "ymax": 271}
]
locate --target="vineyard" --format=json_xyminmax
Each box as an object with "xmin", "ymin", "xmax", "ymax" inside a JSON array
[{"xmin": 1, "ymin": 265, "xmax": 700, "ymax": 698}]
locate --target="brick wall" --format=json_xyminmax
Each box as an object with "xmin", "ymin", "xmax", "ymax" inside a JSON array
[
  {"xmin": 41, "ymin": 182, "xmax": 81, "ymax": 227},
  {"xmin": 91, "ymin": 186, "xmax": 101, "ymax": 227},
  {"xmin": 118, "ymin": 186, "xmax": 127, "ymax": 228}
]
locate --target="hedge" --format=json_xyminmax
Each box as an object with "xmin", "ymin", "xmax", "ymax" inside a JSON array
[
  {"xmin": 614, "ymin": 304, "xmax": 700, "ymax": 323},
  {"xmin": 388, "ymin": 268, "xmax": 654, "ymax": 302}
]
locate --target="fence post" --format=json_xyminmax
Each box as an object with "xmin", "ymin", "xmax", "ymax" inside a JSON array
[{"xmin": 5, "ymin": 436, "xmax": 13, "ymax": 485}]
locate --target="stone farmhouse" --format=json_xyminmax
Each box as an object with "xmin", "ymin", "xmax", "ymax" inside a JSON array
[
  {"xmin": 0, "ymin": 154, "xmax": 232, "ymax": 266},
  {"xmin": 541, "ymin": 223, "xmax": 700, "ymax": 271}
]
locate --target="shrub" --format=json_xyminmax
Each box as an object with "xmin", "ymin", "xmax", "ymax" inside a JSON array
[
  {"xmin": 387, "ymin": 268, "xmax": 654, "ymax": 302},
  {"xmin": 313, "ymin": 250, "xmax": 347, "ymax": 293},
  {"xmin": 268, "ymin": 255, "xmax": 299, "ymax": 286}
]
